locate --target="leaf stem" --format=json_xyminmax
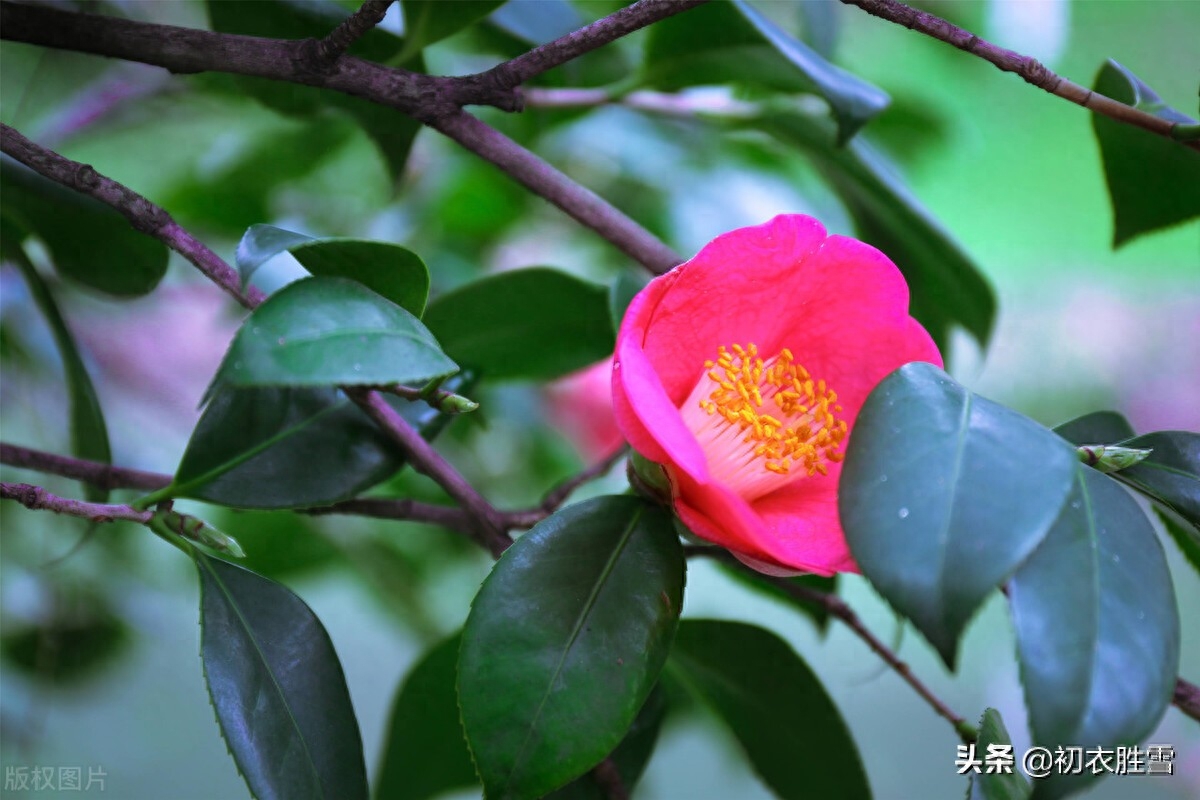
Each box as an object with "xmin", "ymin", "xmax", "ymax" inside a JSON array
[{"xmin": 839, "ymin": 0, "xmax": 1200, "ymax": 152}]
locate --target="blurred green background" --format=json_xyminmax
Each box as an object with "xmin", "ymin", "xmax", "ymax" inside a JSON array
[{"xmin": 1, "ymin": 1, "xmax": 1196, "ymax": 798}]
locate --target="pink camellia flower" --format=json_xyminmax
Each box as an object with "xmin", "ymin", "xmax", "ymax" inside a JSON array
[
  {"xmin": 612, "ymin": 215, "xmax": 942, "ymax": 575},
  {"xmin": 545, "ymin": 358, "xmax": 624, "ymax": 462}
]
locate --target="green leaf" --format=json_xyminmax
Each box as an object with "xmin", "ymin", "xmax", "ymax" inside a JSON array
[
  {"xmin": 967, "ymin": 709, "xmax": 1030, "ymax": 800},
  {"xmin": 1092, "ymin": 60, "xmax": 1200, "ymax": 247},
  {"xmin": 237, "ymin": 225, "xmax": 430, "ymax": 316},
  {"xmin": 667, "ymin": 620, "xmax": 870, "ymax": 800},
  {"xmin": 458, "ymin": 496, "xmax": 684, "ymax": 800},
  {"xmin": 211, "ymin": 276, "xmax": 456, "ymax": 393},
  {"xmin": 485, "ymin": 0, "xmax": 583, "ymax": 47},
  {"xmin": 1053, "ymin": 410, "xmax": 1136, "ymax": 446},
  {"xmin": 375, "ymin": 632, "xmax": 479, "ymax": 800},
  {"xmin": 196, "ymin": 551, "xmax": 368, "ymax": 800},
  {"xmin": 424, "ymin": 268, "xmax": 614, "ymax": 381},
  {"xmin": 1007, "ymin": 466, "xmax": 1179, "ymax": 799},
  {"xmin": 206, "ymin": 0, "xmax": 422, "ymax": 180},
  {"xmin": 164, "ymin": 373, "xmax": 470, "ymax": 508},
  {"xmin": 839, "ymin": 363, "xmax": 1077, "ymax": 667},
  {"xmin": 398, "ymin": 0, "xmax": 507, "ymax": 62},
  {"xmin": 608, "ymin": 271, "xmax": 648, "ymax": 333},
  {"xmin": 1111, "ymin": 431, "xmax": 1200, "ymax": 529},
  {"xmin": 5, "ymin": 227, "xmax": 111, "ymax": 502},
  {"xmin": 0, "ymin": 592, "xmax": 128, "ymax": 686},
  {"xmin": 1155, "ymin": 506, "xmax": 1200, "ymax": 579},
  {"xmin": 641, "ymin": 0, "xmax": 889, "ymax": 143},
  {"xmin": 747, "ymin": 108, "xmax": 994, "ymax": 349},
  {"xmin": 0, "ymin": 161, "xmax": 167, "ymax": 296},
  {"xmin": 720, "ymin": 564, "xmax": 837, "ymax": 634},
  {"xmin": 543, "ymin": 685, "xmax": 667, "ymax": 800}
]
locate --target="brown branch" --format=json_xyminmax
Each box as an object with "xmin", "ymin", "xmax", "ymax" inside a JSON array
[
  {"xmin": 0, "ymin": 123, "xmax": 261, "ymax": 308},
  {"xmin": 1, "ymin": 442, "xmax": 169, "ymax": 492},
  {"xmin": 1174, "ymin": 677, "xmax": 1200, "ymax": 724},
  {"xmin": 840, "ymin": 0, "xmax": 1200, "ymax": 153},
  {"xmin": 310, "ymin": 0, "xmax": 394, "ymax": 67},
  {"xmin": 2, "ymin": 482, "xmax": 153, "ymax": 524},
  {"xmin": 502, "ymin": 447, "xmax": 629, "ymax": 529}
]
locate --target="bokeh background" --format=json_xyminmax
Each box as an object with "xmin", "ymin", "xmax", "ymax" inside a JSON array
[{"xmin": 1, "ymin": 1, "xmax": 1197, "ymax": 798}]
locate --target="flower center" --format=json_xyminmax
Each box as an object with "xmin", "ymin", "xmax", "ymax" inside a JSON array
[{"xmin": 679, "ymin": 343, "xmax": 847, "ymax": 500}]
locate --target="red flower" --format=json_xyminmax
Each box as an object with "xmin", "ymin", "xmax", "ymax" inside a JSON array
[
  {"xmin": 545, "ymin": 358, "xmax": 624, "ymax": 462},
  {"xmin": 612, "ymin": 215, "xmax": 942, "ymax": 575}
]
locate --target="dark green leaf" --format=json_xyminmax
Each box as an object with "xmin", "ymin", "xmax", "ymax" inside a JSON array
[
  {"xmin": 748, "ymin": 108, "xmax": 994, "ymax": 349},
  {"xmin": 166, "ymin": 374, "xmax": 468, "ymax": 508},
  {"xmin": 1053, "ymin": 410, "xmax": 1136, "ymax": 446},
  {"xmin": 1112, "ymin": 431, "xmax": 1200, "ymax": 528},
  {"xmin": 398, "ymin": 0, "xmax": 507, "ymax": 62},
  {"xmin": 197, "ymin": 552, "xmax": 368, "ymax": 800},
  {"xmin": 458, "ymin": 496, "xmax": 684, "ymax": 800},
  {"xmin": 237, "ymin": 225, "xmax": 430, "ymax": 316},
  {"xmin": 668, "ymin": 620, "xmax": 870, "ymax": 800},
  {"xmin": 839, "ymin": 363, "xmax": 1077, "ymax": 667},
  {"xmin": 375, "ymin": 632, "xmax": 479, "ymax": 800},
  {"xmin": 720, "ymin": 564, "xmax": 837, "ymax": 633},
  {"xmin": 1092, "ymin": 60, "xmax": 1200, "ymax": 247},
  {"xmin": 0, "ymin": 593, "xmax": 128, "ymax": 686},
  {"xmin": 5, "ymin": 228, "xmax": 111, "ymax": 501},
  {"xmin": 641, "ymin": 0, "xmax": 888, "ymax": 143},
  {"xmin": 967, "ymin": 709, "xmax": 1030, "ymax": 800},
  {"xmin": 544, "ymin": 685, "xmax": 668, "ymax": 800},
  {"xmin": 0, "ymin": 161, "xmax": 167, "ymax": 296},
  {"xmin": 205, "ymin": 0, "xmax": 421, "ymax": 179},
  {"xmin": 608, "ymin": 271, "xmax": 648, "ymax": 333},
  {"xmin": 1155, "ymin": 506, "xmax": 1200, "ymax": 578},
  {"xmin": 1007, "ymin": 467, "xmax": 1179, "ymax": 799},
  {"xmin": 211, "ymin": 276, "xmax": 456, "ymax": 392},
  {"xmin": 424, "ymin": 268, "xmax": 613, "ymax": 381}
]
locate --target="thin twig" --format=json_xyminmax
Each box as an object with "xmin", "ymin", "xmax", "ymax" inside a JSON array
[
  {"xmin": 0, "ymin": 443, "xmax": 169, "ymax": 492},
  {"xmin": 691, "ymin": 548, "xmax": 975, "ymax": 741},
  {"xmin": 310, "ymin": 0, "xmax": 394, "ymax": 66},
  {"xmin": 305, "ymin": 497, "xmax": 474, "ymax": 534},
  {"xmin": 0, "ymin": 123, "xmax": 260, "ymax": 308},
  {"xmin": 2, "ymin": 482, "xmax": 152, "ymax": 525},
  {"xmin": 840, "ymin": 0, "xmax": 1200, "ymax": 152},
  {"xmin": 1174, "ymin": 677, "xmax": 1200, "ymax": 724},
  {"xmin": 347, "ymin": 390, "xmax": 511, "ymax": 557},
  {"xmin": 502, "ymin": 447, "xmax": 629, "ymax": 529}
]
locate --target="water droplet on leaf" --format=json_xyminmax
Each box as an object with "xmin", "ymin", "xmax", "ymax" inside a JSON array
[{"xmin": 898, "ymin": 507, "xmax": 909, "ymax": 519}]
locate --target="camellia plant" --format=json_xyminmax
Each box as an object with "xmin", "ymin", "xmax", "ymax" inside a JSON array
[{"xmin": 0, "ymin": 2, "xmax": 1197, "ymax": 800}]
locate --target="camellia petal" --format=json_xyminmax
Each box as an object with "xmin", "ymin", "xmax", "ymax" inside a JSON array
[{"xmin": 612, "ymin": 214, "xmax": 942, "ymax": 575}]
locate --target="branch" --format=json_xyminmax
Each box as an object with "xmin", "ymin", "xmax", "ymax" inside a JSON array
[
  {"xmin": 502, "ymin": 447, "xmax": 628, "ymax": 529},
  {"xmin": 0, "ymin": 442, "xmax": 168, "ymax": 491},
  {"xmin": 840, "ymin": 0, "xmax": 1200, "ymax": 153},
  {"xmin": 480, "ymin": 0, "xmax": 708, "ymax": 90},
  {"xmin": 0, "ymin": 123, "xmax": 260, "ymax": 308},
  {"xmin": 310, "ymin": 0, "xmax": 394, "ymax": 67},
  {"xmin": 2, "ymin": 482, "xmax": 152, "ymax": 525},
  {"xmin": 1175, "ymin": 677, "xmax": 1200, "ymax": 724},
  {"xmin": 690, "ymin": 548, "xmax": 975, "ymax": 741}
]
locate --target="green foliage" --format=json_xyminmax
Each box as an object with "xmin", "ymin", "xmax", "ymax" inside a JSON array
[
  {"xmin": 424, "ymin": 267, "xmax": 614, "ymax": 381},
  {"xmin": 1092, "ymin": 60, "xmax": 1200, "ymax": 247},
  {"xmin": 196, "ymin": 551, "xmax": 368, "ymax": 800},
  {"xmin": 0, "ymin": 592, "xmax": 128, "ymax": 686},
  {"xmin": 210, "ymin": 276, "xmax": 456, "ymax": 393},
  {"xmin": 0, "ymin": 161, "xmax": 167, "ymax": 296},
  {"xmin": 839, "ymin": 363, "xmax": 1078, "ymax": 666},
  {"xmin": 967, "ymin": 709, "xmax": 1030, "ymax": 800},
  {"xmin": 1007, "ymin": 466, "xmax": 1179, "ymax": 799},
  {"xmin": 397, "ymin": 0, "xmax": 508, "ymax": 63},
  {"xmin": 458, "ymin": 497, "xmax": 684, "ymax": 800},
  {"xmin": 668, "ymin": 620, "xmax": 870, "ymax": 800}
]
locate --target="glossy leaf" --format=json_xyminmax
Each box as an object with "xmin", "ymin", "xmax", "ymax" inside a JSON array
[
  {"xmin": 1053, "ymin": 410, "xmax": 1135, "ymax": 446},
  {"xmin": 667, "ymin": 620, "xmax": 870, "ymax": 800},
  {"xmin": 458, "ymin": 497, "xmax": 684, "ymax": 800},
  {"xmin": 1111, "ymin": 431, "xmax": 1200, "ymax": 529},
  {"xmin": 167, "ymin": 374, "xmax": 468, "ymax": 508},
  {"xmin": 5, "ymin": 229, "xmax": 111, "ymax": 501},
  {"xmin": 211, "ymin": 276, "xmax": 456, "ymax": 392},
  {"xmin": 641, "ymin": 0, "xmax": 888, "ymax": 143},
  {"xmin": 839, "ymin": 363, "xmax": 1077, "ymax": 667},
  {"xmin": 375, "ymin": 632, "xmax": 478, "ymax": 800},
  {"xmin": 1155, "ymin": 506, "xmax": 1200, "ymax": 579},
  {"xmin": 424, "ymin": 268, "xmax": 613, "ymax": 381},
  {"xmin": 1007, "ymin": 466, "xmax": 1179, "ymax": 799},
  {"xmin": 1092, "ymin": 60, "xmax": 1200, "ymax": 247},
  {"xmin": 206, "ymin": 0, "xmax": 421, "ymax": 179},
  {"xmin": 237, "ymin": 225, "xmax": 430, "ymax": 315},
  {"xmin": 398, "ymin": 0, "xmax": 507, "ymax": 62},
  {"xmin": 196, "ymin": 551, "xmax": 368, "ymax": 800},
  {"xmin": 967, "ymin": 709, "xmax": 1030, "ymax": 800},
  {"xmin": 544, "ymin": 685, "xmax": 667, "ymax": 800},
  {"xmin": 0, "ymin": 161, "xmax": 167, "ymax": 296},
  {"xmin": 748, "ymin": 108, "xmax": 994, "ymax": 349}
]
